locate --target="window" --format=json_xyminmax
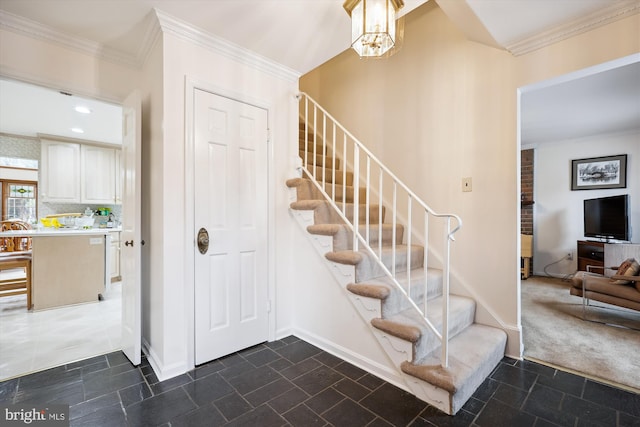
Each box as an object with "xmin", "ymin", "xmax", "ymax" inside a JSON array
[{"xmin": 1, "ymin": 181, "xmax": 37, "ymax": 222}]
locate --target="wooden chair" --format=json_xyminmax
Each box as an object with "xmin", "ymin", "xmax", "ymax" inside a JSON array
[
  {"xmin": 0, "ymin": 255, "xmax": 32, "ymax": 309},
  {"xmin": 0, "ymin": 220, "xmax": 33, "ymax": 310},
  {"xmin": 1, "ymin": 220, "xmax": 32, "ymax": 252}
]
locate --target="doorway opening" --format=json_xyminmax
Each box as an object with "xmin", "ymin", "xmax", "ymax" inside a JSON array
[
  {"xmin": 518, "ymin": 54, "xmax": 640, "ymax": 390},
  {"xmin": 0, "ymin": 78, "xmax": 126, "ymax": 381}
]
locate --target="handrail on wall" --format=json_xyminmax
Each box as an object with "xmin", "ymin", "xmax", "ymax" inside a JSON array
[{"xmin": 296, "ymin": 92, "xmax": 462, "ymax": 368}]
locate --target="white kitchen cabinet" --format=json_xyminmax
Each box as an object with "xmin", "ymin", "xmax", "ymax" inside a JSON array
[
  {"xmin": 40, "ymin": 139, "xmax": 122, "ymax": 204},
  {"xmin": 81, "ymin": 145, "xmax": 116, "ymax": 204},
  {"xmin": 40, "ymin": 140, "xmax": 81, "ymax": 203},
  {"xmin": 110, "ymin": 231, "xmax": 121, "ymax": 281}
]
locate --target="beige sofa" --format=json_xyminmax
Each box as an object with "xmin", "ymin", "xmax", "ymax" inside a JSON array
[{"xmin": 571, "ymin": 270, "xmax": 640, "ymax": 312}]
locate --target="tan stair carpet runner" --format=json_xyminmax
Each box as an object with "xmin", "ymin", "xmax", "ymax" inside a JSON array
[{"xmin": 287, "ymin": 123, "xmax": 506, "ymax": 415}]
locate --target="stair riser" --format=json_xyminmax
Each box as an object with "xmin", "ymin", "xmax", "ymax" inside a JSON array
[
  {"xmin": 340, "ymin": 204, "xmax": 386, "ymax": 224},
  {"xmin": 308, "ymin": 166, "xmax": 353, "ymax": 186},
  {"xmin": 315, "ymin": 184, "xmax": 368, "ymax": 205},
  {"xmin": 330, "ymin": 186, "xmax": 366, "ymax": 204},
  {"xmin": 299, "ymin": 139, "xmax": 328, "ymax": 153},
  {"xmin": 355, "ymin": 246, "xmax": 424, "ymax": 282},
  {"xmin": 381, "ymin": 275, "xmax": 443, "ymax": 319},
  {"xmin": 300, "ymin": 151, "xmax": 340, "ymax": 169},
  {"xmin": 299, "ymin": 128, "xmax": 322, "ymax": 141},
  {"xmin": 293, "ymin": 179, "xmax": 366, "ymax": 204},
  {"xmin": 312, "ymin": 203, "xmax": 385, "ymax": 225},
  {"xmin": 331, "ymin": 225, "xmax": 404, "ymax": 252},
  {"xmin": 413, "ymin": 299, "xmax": 476, "ymax": 361}
]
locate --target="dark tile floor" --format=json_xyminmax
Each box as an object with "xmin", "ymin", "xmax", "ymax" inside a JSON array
[{"xmin": 1, "ymin": 335, "xmax": 638, "ymax": 426}]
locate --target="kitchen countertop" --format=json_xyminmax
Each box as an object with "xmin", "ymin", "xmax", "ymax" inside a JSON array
[{"xmin": 0, "ymin": 227, "xmax": 122, "ymax": 237}]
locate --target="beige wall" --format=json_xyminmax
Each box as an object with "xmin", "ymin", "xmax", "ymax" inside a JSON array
[{"xmin": 300, "ymin": 2, "xmax": 640, "ymax": 356}]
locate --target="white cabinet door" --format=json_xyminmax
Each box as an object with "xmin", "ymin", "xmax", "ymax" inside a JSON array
[
  {"xmin": 41, "ymin": 141, "xmax": 81, "ymax": 203},
  {"xmin": 81, "ymin": 145, "xmax": 116, "ymax": 204},
  {"xmin": 114, "ymin": 149, "xmax": 122, "ymax": 205},
  {"xmin": 110, "ymin": 231, "xmax": 121, "ymax": 280}
]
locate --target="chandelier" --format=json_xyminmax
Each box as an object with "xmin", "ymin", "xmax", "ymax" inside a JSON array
[{"xmin": 343, "ymin": 0, "xmax": 405, "ymax": 58}]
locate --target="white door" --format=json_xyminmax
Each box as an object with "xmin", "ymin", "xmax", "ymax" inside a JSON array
[
  {"xmin": 194, "ymin": 90, "xmax": 269, "ymax": 365},
  {"xmin": 121, "ymin": 91, "xmax": 142, "ymax": 365}
]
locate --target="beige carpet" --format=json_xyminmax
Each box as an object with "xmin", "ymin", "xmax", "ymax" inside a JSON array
[{"xmin": 521, "ymin": 276, "xmax": 640, "ymax": 391}]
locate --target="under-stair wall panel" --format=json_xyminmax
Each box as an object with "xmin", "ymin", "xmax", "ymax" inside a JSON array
[{"xmin": 290, "ymin": 218, "xmax": 411, "ymax": 390}]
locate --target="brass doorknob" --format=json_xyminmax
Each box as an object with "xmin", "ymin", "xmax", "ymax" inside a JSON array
[{"xmin": 197, "ymin": 228, "xmax": 209, "ymax": 254}]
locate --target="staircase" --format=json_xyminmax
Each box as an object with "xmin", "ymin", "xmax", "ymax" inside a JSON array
[{"xmin": 287, "ymin": 93, "xmax": 507, "ymax": 415}]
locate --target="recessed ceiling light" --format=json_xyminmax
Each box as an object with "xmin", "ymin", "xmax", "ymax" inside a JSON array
[
  {"xmin": 71, "ymin": 128, "xmax": 84, "ymax": 134},
  {"xmin": 75, "ymin": 106, "xmax": 92, "ymax": 114}
]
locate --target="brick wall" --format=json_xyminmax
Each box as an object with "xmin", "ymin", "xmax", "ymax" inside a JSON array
[{"xmin": 521, "ymin": 149, "xmax": 534, "ymax": 235}]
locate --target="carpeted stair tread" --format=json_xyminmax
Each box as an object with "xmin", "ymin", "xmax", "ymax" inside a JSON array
[
  {"xmin": 285, "ymin": 177, "xmax": 304, "ymax": 188},
  {"xmin": 346, "ymin": 282, "xmax": 391, "ymax": 300},
  {"xmin": 400, "ymin": 324, "xmax": 507, "ymax": 396},
  {"xmin": 372, "ymin": 317, "xmax": 422, "ymax": 343},
  {"xmin": 326, "ymin": 250, "xmax": 363, "ymax": 265},
  {"xmin": 371, "ymin": 295, "xmax": 476, "ymax": 360}
]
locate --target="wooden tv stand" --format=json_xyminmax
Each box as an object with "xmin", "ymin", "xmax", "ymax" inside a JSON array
[{"xmin": 577, "ymin": 240, "xmax": 605, "ymax": 273}]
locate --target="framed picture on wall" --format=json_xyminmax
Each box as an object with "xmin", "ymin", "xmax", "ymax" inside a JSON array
[{"xmin": 571, "ymin": 154, "xmax": 627, "ymax": 190}]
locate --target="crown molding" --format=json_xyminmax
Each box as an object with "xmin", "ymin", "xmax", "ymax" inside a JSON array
[
  {"xmin": 0, "ymin": 8, "xmax": 300, "ymax": 81},
  {"xmin": 506, "ymin": 1, "xmax": 640, "ymax": 56},
  {"xmin": 0, "ymin": 9, "xmax": 140, "ymax": 68},
  {"xmin": 154, "ymin": 9, "xmax": 300, "ymax": 83}
]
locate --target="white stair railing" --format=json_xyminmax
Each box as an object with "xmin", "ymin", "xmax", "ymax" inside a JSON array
[{"xmin": 297, "ymin": 92, "xmax": 462, "ymax": 368}]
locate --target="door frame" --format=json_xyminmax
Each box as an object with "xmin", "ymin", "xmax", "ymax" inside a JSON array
[{"xmin": 184, "ymin": 77, "xmax": 276, "ymax": 370}]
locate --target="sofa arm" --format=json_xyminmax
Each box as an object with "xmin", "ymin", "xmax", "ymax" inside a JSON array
[{"xmin": 610, "ymin": 274, "xmax": 640, "ymax": 283}]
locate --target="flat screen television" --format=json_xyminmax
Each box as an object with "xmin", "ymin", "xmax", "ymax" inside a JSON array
[{"xmin": 583, "ymin": 194, "xmax": 630, "ymax": 241}]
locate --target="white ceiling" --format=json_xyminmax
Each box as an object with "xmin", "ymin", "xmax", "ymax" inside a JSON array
[
  {"xmin": 0, "ymin": 0, "xmax": 638, "ymax": 144},
  {"xmin": 0, "ymin": 78, "xmax": 122, "ymax": 144},
  {"xmin": 521, "ymin": 59, "xmax": 640, "ymax": 146}
]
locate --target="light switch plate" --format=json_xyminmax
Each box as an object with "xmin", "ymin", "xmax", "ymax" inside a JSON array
[{"xmin": 462, "ymin": 177, "xmax": 472, "ymax": 192}]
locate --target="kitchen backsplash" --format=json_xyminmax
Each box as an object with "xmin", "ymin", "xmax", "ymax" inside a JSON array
[
  {"xmin": 40, "ymin": 203, "xmax": 122, "ymax": 225},
  {"xmin": 0, "ymin": 134, "xmax": 41, "ymax": 161}
]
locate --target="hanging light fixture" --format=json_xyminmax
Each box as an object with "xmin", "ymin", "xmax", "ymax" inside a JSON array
[{"xmin": 343, "ymin": 0, "xmax": 404, "ymax": 58}]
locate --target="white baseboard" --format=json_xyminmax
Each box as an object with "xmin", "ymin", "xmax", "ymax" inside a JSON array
[
  {"xmin": 275, "ymin": 327, "xmax": 295, "ymax": 341},
  {"xmin": 142, "ymin": 338, "xmax": 190, "ymax": 382}
]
